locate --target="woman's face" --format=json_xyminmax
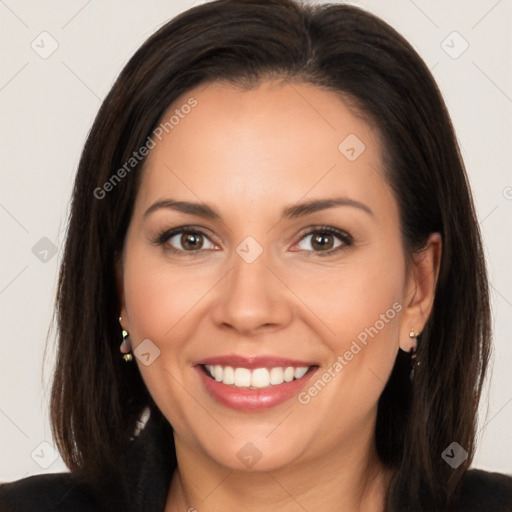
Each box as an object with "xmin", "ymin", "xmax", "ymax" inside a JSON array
[{"xmin": 119, "ymin": 80, "xmax": 437, "ymax": 472}]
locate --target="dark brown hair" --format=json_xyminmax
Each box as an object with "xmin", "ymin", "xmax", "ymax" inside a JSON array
[{"xmin": 49, "ymin": 1, "xmax": 490, "ymax": 509}]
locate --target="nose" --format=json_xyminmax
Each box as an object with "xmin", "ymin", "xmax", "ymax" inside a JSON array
[{"xmin": 210, "ymin": 248, "xmax": 293, "ymax": 337}]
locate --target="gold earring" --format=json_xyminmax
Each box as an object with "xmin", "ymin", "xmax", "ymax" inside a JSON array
[{"xmin": 119, "ymin": 316, "xmax": 133, "ymax": 362}]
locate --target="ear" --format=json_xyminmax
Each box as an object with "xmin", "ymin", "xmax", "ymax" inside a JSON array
[
  {"xmin": 399, "ymin": 232, "xmax": 442, "ymax": 351},
  {"xmin": 115, "ymin": 251, "xmax": 129, "ymax": 330}
]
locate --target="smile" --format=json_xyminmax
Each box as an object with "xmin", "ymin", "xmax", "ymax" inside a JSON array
[{"xmin": 194, "ymin": 355, "xmax": 319, "ymax": 411}]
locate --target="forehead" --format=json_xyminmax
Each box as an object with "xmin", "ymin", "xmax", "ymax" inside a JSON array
[{"xmin": 135, "ymin": 80, "xmax": 395, "ymax": 220}]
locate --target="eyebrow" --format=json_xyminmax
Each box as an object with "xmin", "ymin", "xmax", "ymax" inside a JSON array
[{"xmin": 143, "ymin": 196, "xmax": 374, "ymax": 221}]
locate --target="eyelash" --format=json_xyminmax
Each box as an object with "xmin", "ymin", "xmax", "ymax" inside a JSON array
[{"xmin": 154, "ymin": 225, "xmax": 354, "ymax": 258}]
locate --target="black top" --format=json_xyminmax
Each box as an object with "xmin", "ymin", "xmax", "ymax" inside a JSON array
[{"xmin": 1, "ymin": 409, "xmax": 511, "ymax": 512}]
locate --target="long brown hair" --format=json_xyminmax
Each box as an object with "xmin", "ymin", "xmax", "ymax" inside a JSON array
[{"xmin": 49, "ymin": 1, "xmax": 491, "ymax": 509}]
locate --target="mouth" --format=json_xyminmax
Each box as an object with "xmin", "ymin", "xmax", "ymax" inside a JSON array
[{"xmin": 193, "ymin": 356, "xmax": 319, "ymax": 411}]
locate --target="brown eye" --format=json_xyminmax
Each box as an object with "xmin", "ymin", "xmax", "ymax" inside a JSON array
[
  {"xmin": 180, "ymin": 232, "xmax": 204, "ymax": 251},
  {"xmin": 156, "ymin": 228, "xmax": 217, "ymax": 254},
  {"xmin": 310, "ymin": 233, "xmax": 335, "ymax": 251},
  {"xmin": 295, "ymin": 227, "xmax": 353, "ymax": 256}
]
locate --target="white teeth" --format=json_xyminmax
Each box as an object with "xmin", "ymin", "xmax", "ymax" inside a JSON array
[
  {"xmin": 269, "ymin": 367, "xmax": 285, "ymax": 385},
  {"xmin": 223, "ymin": 366, "xmax": 234, "ymax": 385},
  {"xmin": 234, "ymin": 368, "xmax": 251, "ymax": 387},
  {"xmin": 283, "ymin": 367, "xmax": 295, "ymax": 382},
  {"xmin": 294, "ymin": 367, "xmax": 309, "ymax": 379},
  {"xmin": 251, "ymin": 368, "xmax": 270, "ymax": 388},
  {"xmin": 204, "ymin": 364, "xmax": 312, "ymax": 389}
]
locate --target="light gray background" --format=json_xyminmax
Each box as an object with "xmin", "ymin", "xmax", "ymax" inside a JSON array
[{"xmin": 1, "ymin": 0, "xmax": 511, "ymax": 481}]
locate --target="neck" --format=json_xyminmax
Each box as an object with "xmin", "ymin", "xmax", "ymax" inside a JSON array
[{"xmin": 165, "ymin": 421, "xmax": 392, "ymax": 512}]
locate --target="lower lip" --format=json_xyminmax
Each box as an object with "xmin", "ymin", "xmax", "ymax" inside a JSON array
[{"xmin": 196, "ymin": 366, "xmax": 318, "ymax": 412}]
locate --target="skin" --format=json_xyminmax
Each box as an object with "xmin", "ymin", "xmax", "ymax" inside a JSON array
[{"xmin": 118, "ymin": 80, "xmax": 442, "ymax": 512}]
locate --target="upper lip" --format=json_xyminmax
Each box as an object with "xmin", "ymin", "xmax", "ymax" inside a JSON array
[{"xmin": 194, "ymin": 354, "xmax": 318, "ymax": 369}]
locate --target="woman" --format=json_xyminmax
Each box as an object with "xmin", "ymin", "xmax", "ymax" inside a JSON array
[{"xmin": 1, "ymin": 0, "xmax": 511, "ymax": 510}]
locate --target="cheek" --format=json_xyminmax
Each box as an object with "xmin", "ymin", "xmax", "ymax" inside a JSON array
[
  {"xmin": 288, "ymin": 241, "xmax": 405, "ymax": 402},
  {"xmin": 288, "ymin": 246, "xmax": 405, "ymax": 347},
  {"xmin": 122, "ymin": 242, "xmax": 210, "ymax": 341},
  {"xmin": 293, "ymin": 269, "xmax": 403, "ymax": 438}
]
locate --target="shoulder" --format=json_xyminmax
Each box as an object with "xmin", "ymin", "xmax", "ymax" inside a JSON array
[
  {"xmin": 0, "ymin": 471, "xmax": 128, "ymax": 512},
  {"xmin": 455, "ymin": 468, "xmax": 512, "ymax": 511},
  {"xmin": 0, "ymin": 472, "xmax": 97, "ymax": 512}
]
